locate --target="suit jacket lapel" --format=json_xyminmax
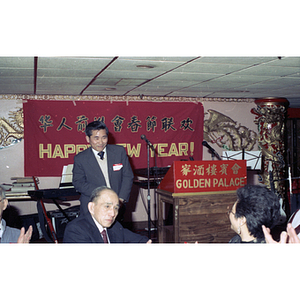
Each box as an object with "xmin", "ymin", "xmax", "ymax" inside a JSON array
[
  {"xmin": 85, "ymin": 212, "xmax": 104, "ymax": 243},
  {"xmin": 106, "ymin": 145, "xmax": 115, "ymax": 181},
  {"xmin": 107, "ymin": 226, "xmax": 116, "ymax": 243}
]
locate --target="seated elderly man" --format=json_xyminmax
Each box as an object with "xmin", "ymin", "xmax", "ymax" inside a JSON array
[
  {"xmin": 0, "ymin": 187, "xmax": 32, "ymax": 243},
  {"xmin": 63, "ymin": 186, "xmax": 151, "ymax": 243}
]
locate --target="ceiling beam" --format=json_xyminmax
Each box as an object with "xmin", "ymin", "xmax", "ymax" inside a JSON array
[
  {"xmin": 34, "ymin": 56, "xmax": 38, "ymax": 94},
  {"xmin": 80, "ymin": 56, "xmax": 119, "ymax": 95}
]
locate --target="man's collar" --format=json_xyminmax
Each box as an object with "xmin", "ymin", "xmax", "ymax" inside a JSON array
[
  {"xmin": 91, "ymin": 147, "xmax": 106, "ymax": 156},
  {"xmin": 91, "ymin": 215, "xmax": 104, "ymax": 232}
]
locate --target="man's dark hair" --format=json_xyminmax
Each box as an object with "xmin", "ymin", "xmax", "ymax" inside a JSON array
[
  {"xmin": 85, "ymin": 121, "xmax": 109, "ymax": 137},
  {"xmin": 235, "ymin": 185, "xmax": 280, "ymax": 240},
  {"xmin": 90, "ymin": 186, "xmax": 117, "ymax": 203}
]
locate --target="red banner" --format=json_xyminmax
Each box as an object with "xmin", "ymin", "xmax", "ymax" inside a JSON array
[{"xmin": 23, "ymin": 100, "xmax": 204, "ymax": 176}]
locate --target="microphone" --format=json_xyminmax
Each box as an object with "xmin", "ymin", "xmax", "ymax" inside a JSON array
[
  {"xmin": 202, "ymin": 141, "xmax": 222, "ymax": 160},
  {"xmin": 141, "ymin": 134, "xmax": 155, "ymax": 150}
]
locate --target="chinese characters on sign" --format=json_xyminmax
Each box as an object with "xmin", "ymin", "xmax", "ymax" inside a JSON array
[
  {"xmin": 37, "ymin": 114, "xmax": 197, "ymax": 159},
  {"xmin": 38, "ymin": 114, "xmax": 195, "ymax": 134},
  {"xmin": 159, "ymin": 160, "xmax": 247, "ymax": 193}
]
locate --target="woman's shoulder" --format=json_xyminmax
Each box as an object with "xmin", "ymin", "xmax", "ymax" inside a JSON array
[{"xmin": 229, "ymin": 235, "xmax": 242, "ymax": 243}]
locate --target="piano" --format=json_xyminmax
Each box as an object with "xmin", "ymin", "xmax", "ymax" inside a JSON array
[
  {"xmin": 28, "ymin": 187, "xmax": 80, "ymax": 201},
  {"xmin": 28, "ymin": 188, "xmax": 80, "ymax": 243}
]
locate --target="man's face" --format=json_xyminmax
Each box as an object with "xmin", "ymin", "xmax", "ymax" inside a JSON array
[
  {"xmin": 88, "ymin": 190, "xmax": 120, "ymax": 228},
  {"xmin": 0, "ymin": 197, "xmax": 8, "ymax": 220},
  {"xmin": 86, "ymin": 129, "xmax": 108, "ymax": 153}
]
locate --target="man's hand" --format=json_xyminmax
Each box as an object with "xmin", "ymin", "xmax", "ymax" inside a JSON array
[
  {"xmin": 146, "ymin": 239, "xmax": 152, "ymax": 244},
  {"xmin": 17, "ymin": 225, "xmax": 33, "ymax": 243}
]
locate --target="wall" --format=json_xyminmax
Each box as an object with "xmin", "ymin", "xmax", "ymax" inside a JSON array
[{"xmin": 0, "ymin": 95, "xmax": 259, "ymax": 222}]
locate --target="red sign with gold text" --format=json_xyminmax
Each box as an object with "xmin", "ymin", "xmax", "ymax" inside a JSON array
[
  {"xmin": 158, "ymin": 160, "xmax": 247, "ymax": 194},
  {"xmin": 23, "ymin": 100, "xmax": 204, "ymax": 177}
]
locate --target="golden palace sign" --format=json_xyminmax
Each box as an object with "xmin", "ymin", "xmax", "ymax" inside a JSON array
[{"xmin": 158, "ymin": 160, "xmax": 247, "ymax": 194}]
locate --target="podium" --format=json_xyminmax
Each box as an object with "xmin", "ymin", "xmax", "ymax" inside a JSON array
[{"xmin": 156, "ymin": 160, "xmax": 247, "ymax": 243}]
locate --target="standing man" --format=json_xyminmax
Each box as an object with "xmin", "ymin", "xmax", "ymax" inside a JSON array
[
  {"xmin": 72, "ymin": 121, "xmax": 134, "ymax": 215},
  {"xmin": 63, "ymin": 186, "xmax": 151, "ymax": 243}
]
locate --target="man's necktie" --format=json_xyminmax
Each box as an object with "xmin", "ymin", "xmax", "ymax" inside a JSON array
[
  {"xmin": 98, "ymin": 151, "xmax": 104, "ymax": 160},
  {"xmin": 101, "ymin": 229, "xmax": 108, "ymax": 243}
]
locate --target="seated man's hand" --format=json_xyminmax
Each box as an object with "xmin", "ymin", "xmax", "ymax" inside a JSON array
[{"xmin": 17, "ymin": 225, "xmax": 33, "ymax": 243}]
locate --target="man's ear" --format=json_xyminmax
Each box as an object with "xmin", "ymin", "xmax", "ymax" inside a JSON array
[
  {"xmin": 85, "ymin": 135, "xmax": 90, "ymax": 144},
  {"xmin": 88, "ymin": 202, "xmax": 94, "ymax": 215}
]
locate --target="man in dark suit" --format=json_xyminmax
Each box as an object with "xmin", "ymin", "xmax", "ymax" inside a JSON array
[
  {"xmin": 72, "ymin": 121, "xmax": 134, "ymax": 215},
  {"xmin": 63, "ymin": 186, "xmax": 151, "ymax": 243}
]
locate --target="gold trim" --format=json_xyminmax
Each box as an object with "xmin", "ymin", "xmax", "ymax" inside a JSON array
[
  {"xmin": 156, "ymin": 189, "xmax": 237, "ymax": 197},
  {"xmin": 0, "ymin": 94, "xmax": 256, "ymax": 104}
]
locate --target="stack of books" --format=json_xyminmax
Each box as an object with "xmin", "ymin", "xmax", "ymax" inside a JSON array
[{"xmin": 10, "ymin": 177, "xmax": 36, "ymax": 193}]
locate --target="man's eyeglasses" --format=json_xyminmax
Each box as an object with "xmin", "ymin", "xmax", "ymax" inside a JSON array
[{"xmin": 227, "ymin": 209, "xmax": 235, "ymax": 216}]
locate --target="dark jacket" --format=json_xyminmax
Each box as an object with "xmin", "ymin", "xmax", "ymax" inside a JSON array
[
  {"xmin": 72, "ymin": 144, "xmax": 134, "ymax": 214},
  {"xmin": 63, "ymin": 212, "xmax": 148, "ymax": 243}
]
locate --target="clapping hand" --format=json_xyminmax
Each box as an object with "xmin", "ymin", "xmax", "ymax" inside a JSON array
[
  {"xmin": 262, "ymin": 223, "xmax": 300, "ymax": 244},
  {"xmin": 17, "ymin": 225, "xmax": 33, "ymax": 243}
]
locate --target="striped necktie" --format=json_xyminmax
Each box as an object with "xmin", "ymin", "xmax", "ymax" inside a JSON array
[{"xmin": 101, "ymin": 229, "xmax": 108, "ymax": 243}]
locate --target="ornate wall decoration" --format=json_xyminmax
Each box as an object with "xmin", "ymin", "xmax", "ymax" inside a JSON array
[
  {"xmin": 203, "ymin": 109, "xmax": 257, "ymax": 151},
  {"xmin": 0, "ymin": 108, "xmax": 24, "ymax": 149},
  {"xmin": 251, "ymin": 98, "xmax": 289, "ymax": 198}
]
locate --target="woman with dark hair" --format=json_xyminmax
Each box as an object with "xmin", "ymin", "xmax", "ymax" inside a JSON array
[{"xmin": 228, "ymin": 185, "xmax": 280, "ymax": 243}]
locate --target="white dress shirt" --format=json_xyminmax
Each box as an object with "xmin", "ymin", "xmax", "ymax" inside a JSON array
[{"xmin": 91, "ymin": 215, "xmax": 110, "ymax": 243}]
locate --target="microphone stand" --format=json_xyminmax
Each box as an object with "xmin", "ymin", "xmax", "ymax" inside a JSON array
[
  {"xmin": 209, "ymin": 148, "xmax": 221, "ymax": 160},
  {"xmin": 141, "ymin": 134, "xmax": 157, "ymax": 240},
  {"xmin": 202, "ymin": 141, "xmax": 222, "ymax": 161},
  {"xmin": 146, "ymin": 143, "xmax": 151, "ymax": 239},
  {"xmin": 211, "ymin": 151, "xmax": 216, "ymax": 160}
]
